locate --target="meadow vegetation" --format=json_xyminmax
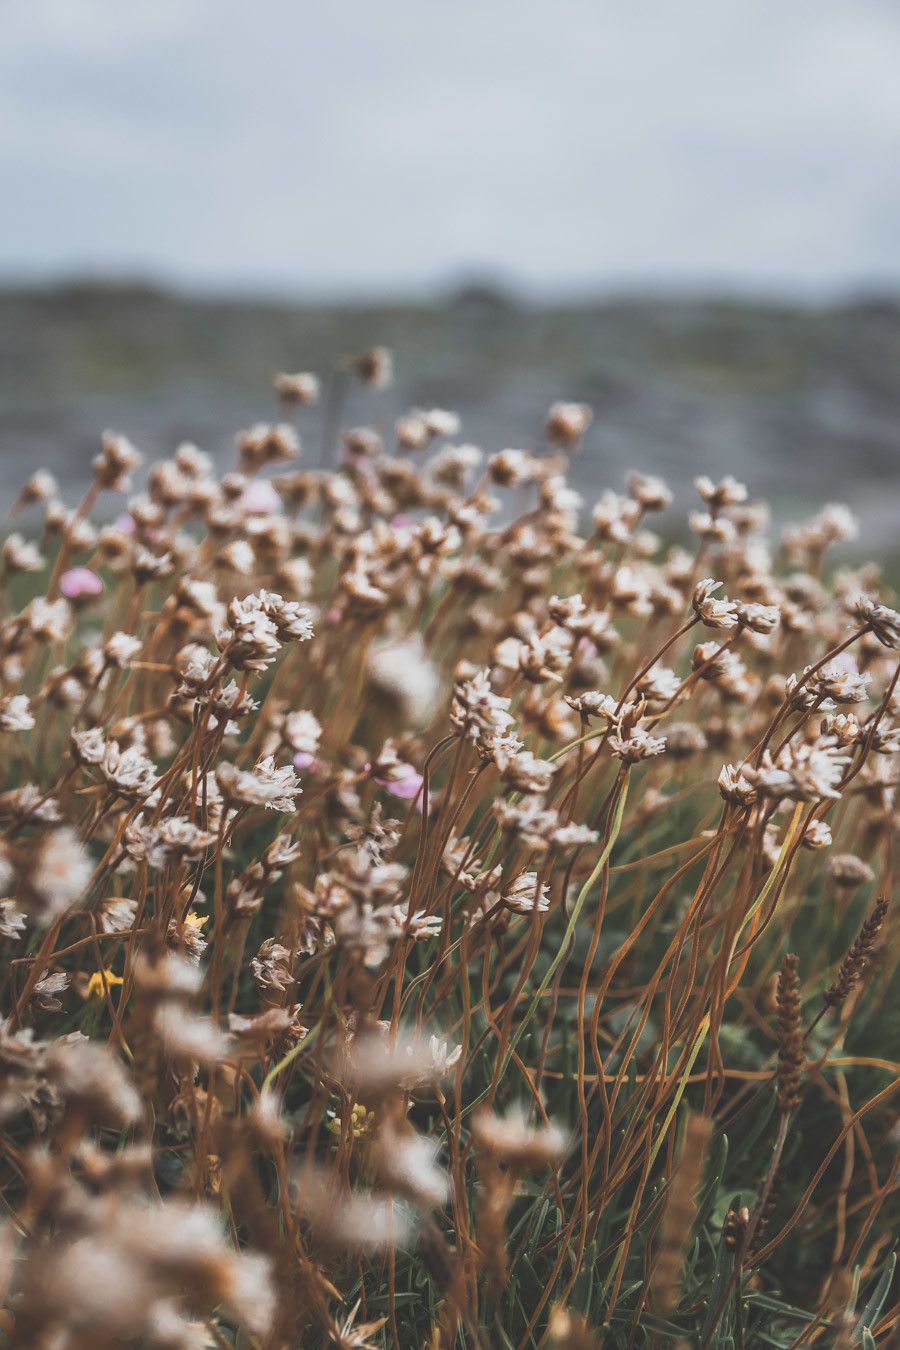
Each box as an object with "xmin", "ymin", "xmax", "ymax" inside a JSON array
[{"xmin": 0, "ymin": 353, "xmax": 896, "ymax": 1347}]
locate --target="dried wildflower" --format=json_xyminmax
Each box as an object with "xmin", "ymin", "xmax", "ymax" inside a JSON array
[
  {"xmin": 352, "ymin": 346, "xmax": 393, "ymax": 388},
  {"xmin": 217, "ymin": 756, "xmax": 301, "ymax": 812},
  {"xmin": 853, "ymin": 595, "xmax": 900, "ymax": 648},
  {"xmin": 0, "ymin": 694, "xmax": 35, "ymax": 733},
  {"xmin": 503, "ymin": 751, "xmax": 557, "ymax": 794},
  {"xmin": 44, "ymin": 1037, "xmax": 141, "ymax": 1127},
  {"xmin": 93, "ymin": 431, "xmax": 143, "ymax": 491},
  {"xmin": 274, "ymin": 370, "xmax": 320, "ymax": 405},
  {"xmin": 236, "ymin": 421, "xmax": 300, "ymax": 467},
  {"xmin": 2, "ymin": 533, "xmax": 45, "ymax": 573},
  {"xmin": 694, "ymin": 474, "xmax": 747, "ymax": 508},
  {"xmin": 374, "ymin": 1123, "xmax": 449, "ymax": 1209},
  {"xmin": 18, "ymin": 827, "xmax": 92, "ymax": 926},
  {"xmin": 502, "ymin": 872, "xmax": 551, "ymax": 914},
  {"xmin": 545, "ymin": 401, "xmax": 593, "ymax": 447},
  {"xmin": 472, "ymin": 1106, "xmax": 566, "ymax": 1168},
  {"xmin": 298, "ymin": 1166, "xmax": 411, "ymax": 1250},
  {"xmin": 827, "ymin": 852, "xmax": 875, "ymax": 888},
  {"xmin": 609, "ymin": 727, "xmax": 667, "ymax": 763},
  {"xmin": 30, "ymin": 970, "xmax": 69, "ymax": 1013},
  {"xmin": 367, "ymin": 637, "xmax": 440, "ymax": 725},
  {"xmin": 692, "ymin": 578, "xmax": 740, "ymax": 630}
]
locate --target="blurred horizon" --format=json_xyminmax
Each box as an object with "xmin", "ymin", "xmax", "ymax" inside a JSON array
[{"xmin": 3, "ymin": 280, "xmax": 899, "ymax": 558}]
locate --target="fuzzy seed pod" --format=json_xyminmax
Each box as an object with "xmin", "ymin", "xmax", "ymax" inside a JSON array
[
  {"xmin": 651, "ymin": 1112, "xmax": 712, "ymax": 1315},
  {"xmin": 775, "ymin": 953, "xmax": 804, "ymax": 1114},
  {"xmin": 823, "ymin": 896, "xmax": 889, "ymax": 1008}
]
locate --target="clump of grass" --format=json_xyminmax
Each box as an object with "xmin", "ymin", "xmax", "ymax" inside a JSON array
[{"xmin": 0, "ymin": 355, "xmax": 896, "ymax": 1347}]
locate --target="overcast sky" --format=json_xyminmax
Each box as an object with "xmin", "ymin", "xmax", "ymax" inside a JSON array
[{"xmin": 2, "ymin": 0, "xmax": 900, "ymax": 298}]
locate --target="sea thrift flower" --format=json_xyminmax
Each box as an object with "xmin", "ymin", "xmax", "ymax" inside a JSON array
[{"xmin": 59, "ymin": 567, "xmax": 104, "ymax": 601}]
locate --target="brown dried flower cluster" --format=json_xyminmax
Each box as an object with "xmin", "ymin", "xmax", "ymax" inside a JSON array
[{"xmin": 0, "ymin": 350, "xmax": 896, "ymax": 1346}]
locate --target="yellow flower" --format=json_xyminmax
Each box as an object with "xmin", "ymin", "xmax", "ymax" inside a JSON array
[
  {"xmin": 326, "ymin": 1103, "xmax": 376, "ymax": 1138},
  {"xmin": 183, "ymin": 910, "xmax": 209, "ymax": 931},
  {"xmin": 86, "ymin": 967, "xmax": 124, "ymax": 999}
]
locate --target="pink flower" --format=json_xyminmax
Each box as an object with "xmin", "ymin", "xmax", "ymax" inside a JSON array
[
  {"xmin": 60, "ymin": 567, "xmax": 104, "ymax": 600},
  {"xmin": 239, "ymin": 480, "xmax": 283, "ymax": 515},
  {"xmin": 375, "ymin": 763, "xmax": 424, "ymax": 803},
  {"xmin": 292, "ymin": 752, "xmax": 320, "ymax": 773},
  {"xmin": 114, "ymin": 513, "xmax": 136, "ymax": 534}
]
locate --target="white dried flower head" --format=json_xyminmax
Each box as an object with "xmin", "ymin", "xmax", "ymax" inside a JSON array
[
  {"xmin": 132, "ymin": 950, "xmax": 203, "ymax": 1002},
  {"xmin": 217, "ymin": 756, "xmax": 301, "ymax": 813},
  {"xmin": 219, "ymin": 594, "xmax": 281, "ymax": 671},
  {"xmin": 503, "ymin": 751, "xmax": 557, "ymax": 794},
  {"xmin": 565, "ymin": 690, "xmax": 619, "ymax": 721},
  {"xmin": 694, "ymin": 474, "xmax": 747, "ymax": 508},
  {"xmin": 2, "ymin": 533, "xmax": 45, "ymax": 573},
  {"xmin": 802, "ymin": 819, "xmax": 833, "ymax": 850},
  {"xmin": 15, "ymin": 468, "xmax": 57, "ymax": 505},
  {"xmin": 551, "ymin": 821, "xmax": 600, "ymax": 850},
  {"xmin": 636, "ymin": 665, "xmax": 681, "ymax": 705},
  {"xmin": 156, "ymin": 1007, "xmax": 232, "ymax": 1064},
  {"xmin": 609, "ymin": 728, "xmax": 667, "ymax": 763},
  {"xmin": 487, "ymin": 449, "xmax": 540, "ymax": 487},
  {"xmin": 274, "ymin": 370, "xmax": 320, "ymax": 405},
  {"xmin": 745, "ymin": 737, "xmax": 850, "ymax": 804},
  {"xmin": 26, "ymin": 827, "xmax": 92, "ymax": 925},
  {"xmin": 451, "ymin": 668, "xmax": 521, "ymax": 766},
  {"xmin": 29, "ymin": 969, "xmax": 69, "ymax": 1012},
  {"xmin": 736, "ymin": 601, "xmax": 781, "ymax": 635},
  {"xmin": 44, "ymin": 1038, "xmax": 141, "ymax": 1126},
  {"xmin": 94, "ymin": 431, "xmax": 143, "ymax": 491},
  {"xmin": 99, "ymin": 740, "xmax": 158, "ymax": 800},
  {"xmin": 279, "ymin": 708, "xmax": 322, "ymax": 755},
  {"xmin": 816, "ymin": 503, "xmax": 858, "ymax": 544},
  {"xmin": 827, "ymin": 853, "xmax": 875, "ymax": 887},
  {"xmin": 0, "ymin": 694, "xmax": 35, "ymax": 733},
  {"xmin": 692, "ymin": 579, "xmax": 740, "ymax": 630},
  {"xmin": 102, "ymin": 630, "xmax": 142, "ymax": 668},
  {"xmin": 297, "ymin": 1165, "xmax": 412, "ymax": 1250},
  {"xmin": 717, "ymin": 762, "xmax": 758, "ymax": 807},
  {"xmin": 390, "ymin": 906, "xmax": 442, "ymax": 941},
  {"xmin": 367, "ymin": 637, "xmax": 441, "ymax": 726},
  {"xmin": 259, "ymin": 589, "xmax": 314, "ymax": 642},
  {"xmin": 341, "ymin": 1029, "xmax": 456, "ymax": 1096},
  {"xmin": 813, "ymin": 661, "xmax": 871, "ymax": 704},
  {"xmin": 545, "ymin": 401, "xmax": 593, "ymax": 447},
  {"xmin": 853, "ymin": 596, "xmax": 900, "ymax": 649},
  {"xmin": 591, "ymin": 490, "xmax": 641, "ymax": 543},
  {"xmin": 375, "ymin": 1124, "xmax": 449, "ymax": 1209},
  {"xmin": 0, "ymin": 900, "xmax": 27, "ymax": 939},
  {"xmin": 472, "ymin": 1106, "xmax": 567, "ymax": 1168},
  {"xmin": 26, "ymin": 595, "xmax": 72, "ymax": 643},
  {"xmin": 430, "ymin": 442, "xmax": 483, "ymax": 487},
  {"xmin": 626, "ymin": 471, "xmax": 673, "ymax": 512},
  {"xmin": 689, "ymin": 510, "xmax": 736, "ymax": 544},
  {"xmin": 821, "ymin": 711, "xmax": 862, "ymax": 746},
  {"xmin": 502, "ymin": 872, "xmax": 551, "ymax": 914},
  {"xmin": 395, "ymin": 409, "xmax": 431, "ymax": 449},
  {"xmin": 236, "ymin": 421, "xmax": 300, "ymax": 467},
  {"xmin": 664, "ymin": 722, "xmax": 708, "ymax": 758},
  {"xmin": 353, "ymin": 346, "xmax": 394, "ymax": 388}
]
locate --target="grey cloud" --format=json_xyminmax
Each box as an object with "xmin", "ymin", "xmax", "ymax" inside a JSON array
[{"xmin": 1, "ymin": 0, "xmax": 899, "ymax": 294}]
